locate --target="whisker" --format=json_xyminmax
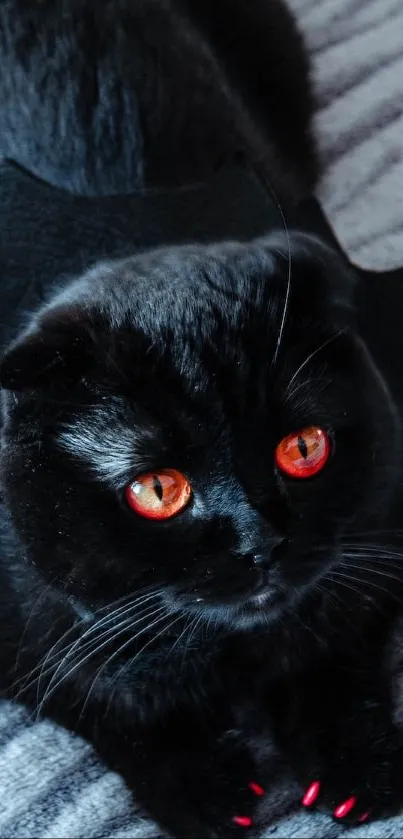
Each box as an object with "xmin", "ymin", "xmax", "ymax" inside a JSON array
[
  {"xmin": 185, "ymin": 612, "xmax": 204, "ymax": 651},
  {"xmin": 78, "ymin": 612, "xmax": 181, "ymax": 724},
  {"xmin": 13, "ymin": 576, "xmax": 59, "ymax": 676},
  {"xmin": 329, "ymin": 569, "xmax": 403, "ymax": 606},
  {"xmin": 314, "ymin": 579, "xmax": 369, "ymax": 642},
  {"xmin": 287, "ymin": 329, "xmax": 346, "ymax": 393},
  {"xmin": 271, "ymin": 206, "xmax": 292, "ymax": 368},
  {"xmin": 167, "ymin": 613, "xmax": 194, "ymax": 660},
  {"xmin": 122, "ymin": 614, "xmax": 182, "ymax": 670},
  {"xmin": 285, "ymin": 376, "xmax": 332, "ymax": 406},
  {"xmin": 340, "ymin": 558, "xmax": 403, "ymax": 585},
  {"xmin": 326, "ymin": 571, "xmax": 373, "ymax": 601},
  {"xmin": 35, "ymin": 603, "xmax": 166, "ymax": 718},
  {"xmin": 345, "ymin": 529, "xmax": 403, "ymax": 539},
  {"xmin": 34, "ymin": 595, "xmax": 162, "ymax": 702},
  {"xmin": 39, "ymin": 590, "xmax": 161, "ymax": 683},
  {"xmin": 339, "ymin": 559, "xmax": 403, "ymax": 579},
  {"xmin": 314, "ymin": 579, "xmax": 344, "ymax": 611},
  {"xmin": 343, "ymin": 546, "xmax": 403, "ymax": 563},
  {"xmin": 105, "ymin": 612, "xmax": 194, "ymax": 717},
  {"xmin": 343, "ymin": 551, "xmax": 403, "ymax": 565},
  {"xmin": 13, "ymin": 588, "xmax": 160, "ymax": 698}
]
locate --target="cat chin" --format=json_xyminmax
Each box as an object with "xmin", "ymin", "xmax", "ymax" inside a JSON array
[
  {"xmin": 229, "ymin": 590, "xmax": 287, "ymax": 631},
  {"xmin": 164, "ymin": 585, "xmax": 287, "ymax": 632}
]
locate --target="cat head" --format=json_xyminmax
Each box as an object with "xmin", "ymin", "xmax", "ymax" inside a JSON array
[{"xmin": 0, "ymin": 233, "xmax": 399, "ymax": 630}]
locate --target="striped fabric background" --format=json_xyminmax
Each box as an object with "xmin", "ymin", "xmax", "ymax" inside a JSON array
[
  {"xmin": 288, "ymin": 0, "xmax": 403, "ymax": 271},
  {"xmin": 1, "ymin": 0, "xmax": 403, "ymax": 835}
]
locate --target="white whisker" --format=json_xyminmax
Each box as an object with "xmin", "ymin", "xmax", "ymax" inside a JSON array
[
  {"xmin": 184, "ymin": 612, "xmax": 204, "ymax": 653},
  {"xmin": 287, "ymin": 329, "xmax": 345, "ymax": 393},
  {"xmin": 167, "ymin": 614, "xmax": 194, "ymax": 659},
  {"xmin": 344, "ymin": 546, "xmax": 403, "ymax": 563},
  {"xmin": 13, "ymin": 576, "xmax": 59, "ymax": 677},
  {"xmin": 78, "ymin": 612, "xmax": 181, "ymax": 723},
  {"xmin": 13, "ymin": 588, "xmax": 160, "ymax": 700},
  {"xmin": 272, "ymin": 207, "xmax": 292, "ymax": 368},
  {"xmin": 104, "ymin": 612, "xmax": 191, "ymax": 717},
  {"xmin": 326, "ymin": 571, "xmax": 372, "ymax": 601},
  {"xmin": 35, "ymin": 595, "xmax": 161, "ymax": 701},
  {"xmin": 341, "ymin": 557, "xmax": 403, "ymax": 585},
  {"xmin": 285, "ymin": 376, "xmax": 332, "ymax": 406},
  {"xmin": 329, "ymin": 568, "xmax": 403, "ymax": 606},
  {"xmin": 38, "ymin": 590, "xmax": 161, "ymax": 690},
  {"xmin": 35, "ymin": 603, "xmax": 166, "ymax": 718}
]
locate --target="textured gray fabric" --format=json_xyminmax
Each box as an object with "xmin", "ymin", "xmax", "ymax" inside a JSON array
[
  {"xmin": 288, "ymin": 0, "xmax": 403, "ymax": 271},
  {"xmin": 1, "ymin": 0, "xmax": 403, "ymax": 835},
  {"xmin": 0, "ymin": 697, "xmax": 400, "ymax": 838}
]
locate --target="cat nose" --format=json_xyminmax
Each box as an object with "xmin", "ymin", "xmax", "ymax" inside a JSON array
[
  {"xmin": 251, "ymin": 552, "xmax": 269, "ymax": 566},
  {"xmin": 237, "ymin": 538, "xmax": 284, "ymax": 568},
  {"xmin": 236, "ymin": 551, "xmax": 272, "ymax": 569},
  {"xmin": 236, "ymin": 536, "xmax": 284, "ymax": 568}
]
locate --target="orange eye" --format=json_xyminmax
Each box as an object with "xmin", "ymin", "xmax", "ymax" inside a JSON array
[
  {"xmin": 125, "ymin": 468, "xmax": 192, "ymax": 520},
  {"xmin": 275, "ymin": 426, "xmax": 330, "ymax": 479}
]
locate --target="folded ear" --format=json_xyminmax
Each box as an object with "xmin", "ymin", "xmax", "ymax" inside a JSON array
[
  {"xmin": 260, "ymin": 230, "xmax": 357, "ymax": 317},
  {"xmin": 0, "ymin": 305, "xmax": 96, "ymax": 391},
  {"xmin": 290, "ymin": 231, "xmax": 357, "ymax": 313}
]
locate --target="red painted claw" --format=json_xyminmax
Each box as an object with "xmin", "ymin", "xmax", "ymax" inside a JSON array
[
  {"xmin": 302, "ymin": 780, "xmax": 321, "ymax": 807},
  {"xmin": 233, "ymin": 815, "xmax": 253, "ymax": 827},
  {"xmin": 248, "ymin": 781, "xmax": 265, "ymax": 796},
  {"xmin": 334, "ymin": 796, "xmax": 357, "ymax": 819}
]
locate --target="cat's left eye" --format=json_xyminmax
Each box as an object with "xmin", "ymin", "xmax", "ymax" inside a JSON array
[
  {"xmin": 275, "ymin": 426, "xmax": 331, "ymax": 479},
  {"xmin": 125, "ymin": 468, "xmax": 192, "ymax": 520}
]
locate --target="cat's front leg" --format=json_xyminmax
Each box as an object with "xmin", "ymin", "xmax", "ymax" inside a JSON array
[
  {"xmin": 93, "ymin": 712, "xmax": 265, "ymax": 839},
  {"xmin": 276, "ymin": 665, "xmax": 403, "ymax": 825}
]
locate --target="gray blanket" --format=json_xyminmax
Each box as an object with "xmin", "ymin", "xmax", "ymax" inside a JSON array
[
  {"xmin": 288, "ymin": 0, "xmax": 403, "ymax": 272},
  {"xmin": 1, "ymin": 0, "xmax": 403, "ymax": 835}
]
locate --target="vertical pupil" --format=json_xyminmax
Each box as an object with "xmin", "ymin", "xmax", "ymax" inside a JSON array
[
  {"xmin": 153, "ymin": 475, "xmax": 163, "ymax": 501},
  {"xmin": 297, "ymin": 435, "xmax": 308, "ymax": 459}
]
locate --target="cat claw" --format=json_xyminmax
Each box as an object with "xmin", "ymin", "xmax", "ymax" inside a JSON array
[
  {"xmin": 333, "ymin": 796, "xmax": 370, "ymax": 823},
  {"xmin": 333, "ymin": 795, "xmax": 357, "ymax": 818},
  {"xmin": 301, "ymin": 780, "xmax": 321, "ymax": 807},
  {"xmin": 232, "ymin": 816, "xmax": 253, "ymax": 827},
  {"xmin": 248, "ymin": 781, "xmax": 265, "ymax": 797}
]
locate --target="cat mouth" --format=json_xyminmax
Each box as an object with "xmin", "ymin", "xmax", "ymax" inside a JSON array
[
  {"xmin": 246, "ymin": 588, "xmax": 278, "ymax": 608},
  {"xmin": 164, "ymin": 577, "xmax": 285, "ymax": 630},
  {"xmin": 242, "ymin": 580, "xmax": 284, "ymax": 612},
  {"xmin": 164, "ymin": 566, "xmax": 285, "ymax": 624}
]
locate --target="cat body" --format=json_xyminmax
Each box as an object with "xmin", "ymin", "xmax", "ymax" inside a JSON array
[
  {"xmin": 1, "ymin": 2, "xmax": 403, "ymax": 837},
  {"xmin": 0, "ymin": 0, "xmax": 316, "ymax": 200}
]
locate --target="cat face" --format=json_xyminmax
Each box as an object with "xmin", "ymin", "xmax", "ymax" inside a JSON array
[{"xmin": 0, "ymin": 234, "xmax": 399, "ymax": 630}]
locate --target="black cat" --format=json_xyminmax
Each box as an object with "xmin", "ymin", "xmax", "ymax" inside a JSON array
[{"xmin": 1, "ymin": 2, "xmax": 403, "ymax": 838}]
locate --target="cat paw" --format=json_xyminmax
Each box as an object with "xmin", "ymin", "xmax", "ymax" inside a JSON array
[
  {"xmin": 301, "ymin": 779, "xmax": 371, "ymax": 825},
  {"xmin": 181, "ymin": 775, "xmax": 265, "ymax": 837},
  {"xmin": 230, "ymin": 781, "xmax": 265, "ymax": 831},
  {"xmin": 141, "ymin": 756, "xmax": 266, "ymax": 838},
  {"xmin": 301, "ymin": 751, "xmax": 403, "ymax": 826}
]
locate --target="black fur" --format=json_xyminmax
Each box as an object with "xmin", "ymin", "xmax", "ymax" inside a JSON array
[
  {"xmin": 0, "ymin": 0, "xmax": 317, "ymax": 201},
  {"xmin": 2, "ymin": 2, "xmax": 403, "ymax": 838}
]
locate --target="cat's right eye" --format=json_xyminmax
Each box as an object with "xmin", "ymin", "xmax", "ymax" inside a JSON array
[{"xmin": 125, "ymin": 469, "xmax": 192, "ymax": 520}]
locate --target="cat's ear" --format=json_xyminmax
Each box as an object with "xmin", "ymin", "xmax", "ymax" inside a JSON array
[
  {"xmin": 291, "ymin": 231, "xmax": 356, "ymax": 312},
  {"xmin": 262, "ymin": 230, "xmax": 356, "ymax": 315},
  {"xmin": 0, "ymin": 304, "xmax": 97, "ymax": 391}
]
